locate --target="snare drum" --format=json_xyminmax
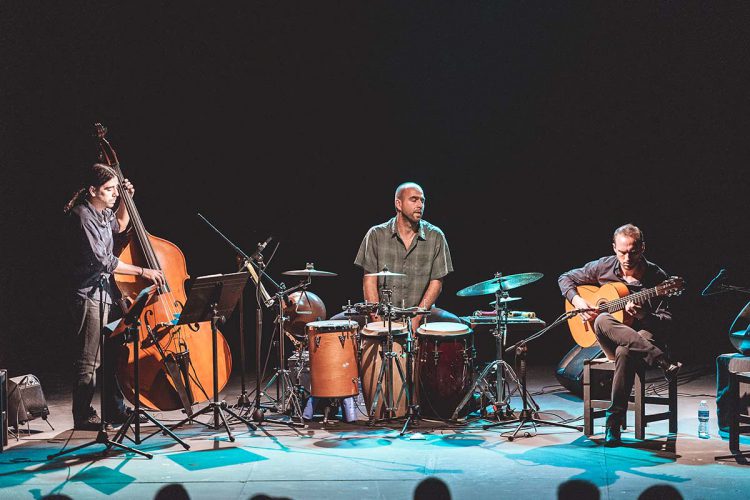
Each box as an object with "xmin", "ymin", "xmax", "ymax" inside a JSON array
[
  {"xmin": 417, "ymin": 322, "xmax": 474, "ymax": 419},
  {"xmin": 359, "ymin": 321, "xmax": 408, "ymax": 419},
  {"xmin": 306, "ymin": 320, "xmax": 359, "ymax": 398}
]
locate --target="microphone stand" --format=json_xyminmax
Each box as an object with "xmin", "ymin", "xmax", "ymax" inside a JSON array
[
  {"xmin": 483, "ymin": 311, "xmax": 583, "ymax": 440},
  {"xmin": 196, "ymin": 214, "xmax": 292, "ymax": 428}
]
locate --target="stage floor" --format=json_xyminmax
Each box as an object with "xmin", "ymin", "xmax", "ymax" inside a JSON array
[{"xmin": 1, "ymin": 367, "xmax": 748, "ymax": 499}]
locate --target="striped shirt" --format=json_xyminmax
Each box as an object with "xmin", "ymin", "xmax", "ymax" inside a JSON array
[{"xmin": 354, "ymin": 217, "xmax": 453, "ymax": 308}]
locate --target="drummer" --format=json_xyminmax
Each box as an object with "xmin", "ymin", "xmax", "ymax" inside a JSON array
[{"xmin": 352, "ymin": 181, "xmax": 459, "ymax": 331}]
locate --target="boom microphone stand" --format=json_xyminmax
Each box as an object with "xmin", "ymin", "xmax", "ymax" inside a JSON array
[
  {"xmin": 195, "ymin": 214, "xmax": 294, "ymax": 427},
  {"xmin": 483, "ymin": 311, "xmax": 584, "ymax": 440}
]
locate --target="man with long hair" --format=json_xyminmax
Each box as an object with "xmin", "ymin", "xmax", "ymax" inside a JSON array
[{"xmin": 64, "ymin": 163, "xmax": 164, "ymax": 430}]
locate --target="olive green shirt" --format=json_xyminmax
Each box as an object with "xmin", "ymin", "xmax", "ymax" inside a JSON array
[{"xmin": 354, "ymin": 217, "xmax": 453, "ymax": 308}]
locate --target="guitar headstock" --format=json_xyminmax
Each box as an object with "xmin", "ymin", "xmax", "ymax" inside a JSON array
[{"xmin": 656, "ymin": 276, "xmax": 685, "ymax": 297}]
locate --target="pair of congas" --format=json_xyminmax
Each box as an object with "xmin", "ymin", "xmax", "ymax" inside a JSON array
[{"xmin": 305, "ymin": 319, "xmax": 474, "ymax": 420}]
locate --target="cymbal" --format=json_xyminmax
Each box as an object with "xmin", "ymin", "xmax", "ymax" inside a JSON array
[
  {"xmin": 365, "ymin": 270, "xmax": 406, "ymax": 277},
  {"xmin": 282, "ymin": 265, "xmax": 337, "ymax": 277},
  {"xmin": 489, "ymin": 296, "xmax": 523, "ymax": 306},
  {"xmin": 456, "ymin": 272, "xmax": 543, "ymax": 297}
]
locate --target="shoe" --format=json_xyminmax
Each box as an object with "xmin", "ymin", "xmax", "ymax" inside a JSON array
[
  {"xmin": 604, "ymin": 412, "xmax": 622, "ymax": 446},
  {"xmin": 74, "ymin": 407, "xmax": 103, "ymax": 431},
  {"xmin": 656, "ymin": 357, "xmax": 682, "ymax": 382},
  {"xmin": 106, "ymin": 408, "xmax": 149, "ymax": 426}
]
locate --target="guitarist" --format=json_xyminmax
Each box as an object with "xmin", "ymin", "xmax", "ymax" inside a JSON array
[{"xmin": 558, "ymin": 223, "xmax": 681, "ymax": 445}]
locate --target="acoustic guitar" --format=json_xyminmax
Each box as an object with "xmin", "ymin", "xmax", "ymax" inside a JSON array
[{"xmin": 565, "ymin": 277, "xmax": 685, "ymax": 347}]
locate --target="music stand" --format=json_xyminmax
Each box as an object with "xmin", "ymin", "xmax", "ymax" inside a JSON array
[
  {"xmin": 48, "ymin": 276, "xmax": 152, "ymax": 461},
  {"xmin": 170, "ymin": 272, "xmax": 257, "ymax": 441}
]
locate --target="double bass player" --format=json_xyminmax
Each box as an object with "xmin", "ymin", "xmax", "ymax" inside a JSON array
[{"xmin": 64, "ymin": 163, "xmax": 164, "ymax": 430}]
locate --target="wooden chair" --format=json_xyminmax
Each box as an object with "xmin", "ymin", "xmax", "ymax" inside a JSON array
[
  {"xmin": 729, "ymin": 371, "xmax": 750, "ymax": 454},
  {"xmin": 583, "ymin": 357, "xmax": 677, "ymax": 439}
]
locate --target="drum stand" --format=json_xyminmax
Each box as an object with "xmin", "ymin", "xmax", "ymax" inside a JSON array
[
  {"xmin": 258, "ymin": 283, "xmax": 310, "ymax": 427},
  {"xmin": 366, "ymin": 283, "xmax": 408, "ymax": 424},
  {"xmin": 483, "ymin": 341, "xmax": 582, "ymax": 439},
  {"xmin": 452, "ymin": 281, "xmax": 520, "ymax": 420}
]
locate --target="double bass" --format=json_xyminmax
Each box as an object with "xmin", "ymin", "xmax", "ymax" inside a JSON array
[{"xmin": 94, "ymin": 123, "xmax": 232, "ymax": 412}]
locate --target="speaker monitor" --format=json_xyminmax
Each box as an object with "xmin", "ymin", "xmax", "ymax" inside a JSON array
[
  {"xmin": 7, "ymin": 374, "xmax": 49, "ymax": 430},
  {"xmin": 555, "ymin": 344, "xmax": 606, "ymax": 397}
]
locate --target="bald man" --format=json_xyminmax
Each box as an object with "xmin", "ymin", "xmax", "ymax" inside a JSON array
[{"xmin": 354, "ymin": 182, "xmax": 457, "ymax": 331}]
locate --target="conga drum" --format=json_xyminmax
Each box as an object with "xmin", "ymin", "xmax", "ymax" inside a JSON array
[
  {"xmin": 306, "ymin": 320, "xmax": 359, "ymax": 398},
  {"xmin": 359, "ymin": 321, "xmax": 408, "ymax": 419},
  {"xmin": 417, "ymin": 322, "xmax": 474, "ymax": 419}
]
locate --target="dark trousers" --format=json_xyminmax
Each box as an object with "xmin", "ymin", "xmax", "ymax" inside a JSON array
[
  {"xmin": 593, "ymin": 313, "xmax": 664, "ymax": 416},
  {"xmin": 70, "ymin": 297, "xmax": 127, "ymax": 422}
]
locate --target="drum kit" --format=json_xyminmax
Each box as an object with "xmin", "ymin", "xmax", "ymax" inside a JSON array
[{"xmin": 255, "ymin": 264, "xmax": 573, "ymax": 437}]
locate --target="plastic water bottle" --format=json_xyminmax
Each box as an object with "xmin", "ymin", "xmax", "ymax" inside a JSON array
[{"xmin": 698, "ymin": 400, "xmax": 710, "ymax": 439}]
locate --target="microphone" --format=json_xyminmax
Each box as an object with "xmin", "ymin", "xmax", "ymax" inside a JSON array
[
  {"xmin": 701, "ymin": 268, "xmax": 727, "ymax": 296},
  {"xmin": 250, "ymin": 235, "xmax": 273, "ymax": 261}
]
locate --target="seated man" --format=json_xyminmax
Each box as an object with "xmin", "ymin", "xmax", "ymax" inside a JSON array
[{"xmin": 558, "ymin": 223, "xmax": 681, "ymax": 445}]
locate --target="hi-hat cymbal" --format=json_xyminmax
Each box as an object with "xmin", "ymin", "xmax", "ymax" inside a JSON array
[
  {"xmin": 489, "ymin": 296, "xmax": 523, "ymax": 306},
  {"xmin": 282, "ymin": 264, "xmax": 337, "ymax": 277},
  {"xmin": 456, "ymin": 272, "xmax": 543, "ymax": 297},
  {"xmin": 365, "ymin": 270, "xmax": 407, "ymax": 277}
]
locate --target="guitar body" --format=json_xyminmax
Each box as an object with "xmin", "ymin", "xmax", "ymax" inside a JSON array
[{"xmin": 565, "ymin": 282, "xmax": 632, "ymax": 347}]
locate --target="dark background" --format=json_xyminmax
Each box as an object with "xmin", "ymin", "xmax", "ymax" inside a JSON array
[{"xmin": 1, "ymin": 2, "xmax": 749, "ymax": 381}]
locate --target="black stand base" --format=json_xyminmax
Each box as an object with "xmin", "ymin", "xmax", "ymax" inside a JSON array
[
  {"xmin": 113, "ymin": 409, "xmax": 190, "ymax": 450},
  {"xmin": 172, "ymin": 401, "xmax": 256, "ymax": 442},
  {"xmin": 484, "ymin": 408, "xmax": 582, "ymax": 440},
  {"xmin": 47, "ymin": 429, "xmax": 153, "ymax": 460}
]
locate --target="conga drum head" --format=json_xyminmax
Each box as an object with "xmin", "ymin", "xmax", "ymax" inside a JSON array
[
  {"xmin": 417, "ymin": 322, "xmax": 472, "ymax": 337},
  {"xmin": 361, "ymin": 321, "xmax": 407, "ymax": 337},
  {"xmin": 306, "ymin": 320, "xmax": 358, "ymax": 333}
]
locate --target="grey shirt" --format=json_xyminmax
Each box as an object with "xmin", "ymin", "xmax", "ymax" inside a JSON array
[
  {"xmin": 67, "ymin": 201, "xmax": 121, "ymax": 304},
  {"xmin": 354, "ymin": 217, "xmax": 453, "ymax": 308},
  {"xmin": 558, "ymin": 255, "xmax": 672, "ymax": 333}
]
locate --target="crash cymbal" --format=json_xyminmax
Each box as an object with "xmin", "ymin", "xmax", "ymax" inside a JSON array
[
  {"xmin": 456, "ymin": 272, "xmax": 543, "ymax": 296},
  {"xmin": 282, "ymin": 264, "xmax": 337, "ymax": 277},
  {"xmin": 489, "ymin": 296, "xmax": 523, "ymax": 306},
  {"xmin": 365, "ymin": 270, "xmax": 407, "ymax": 277}
]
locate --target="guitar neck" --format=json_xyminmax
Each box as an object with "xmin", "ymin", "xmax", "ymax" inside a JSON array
[{"xmin": 598, "ymin": 286, "xmax": 660, "ymax": 314}]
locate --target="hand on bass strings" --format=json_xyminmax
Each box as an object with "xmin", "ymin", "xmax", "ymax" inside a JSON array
[
  {"xmin": 142, "ymin": 268, "xmax": 165, "ymax": 286},
  {"xmin": 120, "ymin": 178, "xmax": 135, "ymax": 197},
  {"xmin": 572, "ymin": 295, "xmax": 598, "ymax": 322}
]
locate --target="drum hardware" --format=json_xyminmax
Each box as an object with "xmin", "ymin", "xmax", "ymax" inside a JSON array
[
  {"xmin": 453, "ymin": 272, "xmax": 544, "ymax": 421},
  {"xmin": 483, "ymin": 310, "xmax": 585, "ymax": 439},
  {"xmin": 283, "ymin": 263, "xmax": 338, "ymax": 277},
  {"xmin": 350, "ymin": 268, "xmax": 428, "ymax": 437},
  {"xmin": 259, "ymin": 277, "xmax": 323, "ymax": 427}
]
